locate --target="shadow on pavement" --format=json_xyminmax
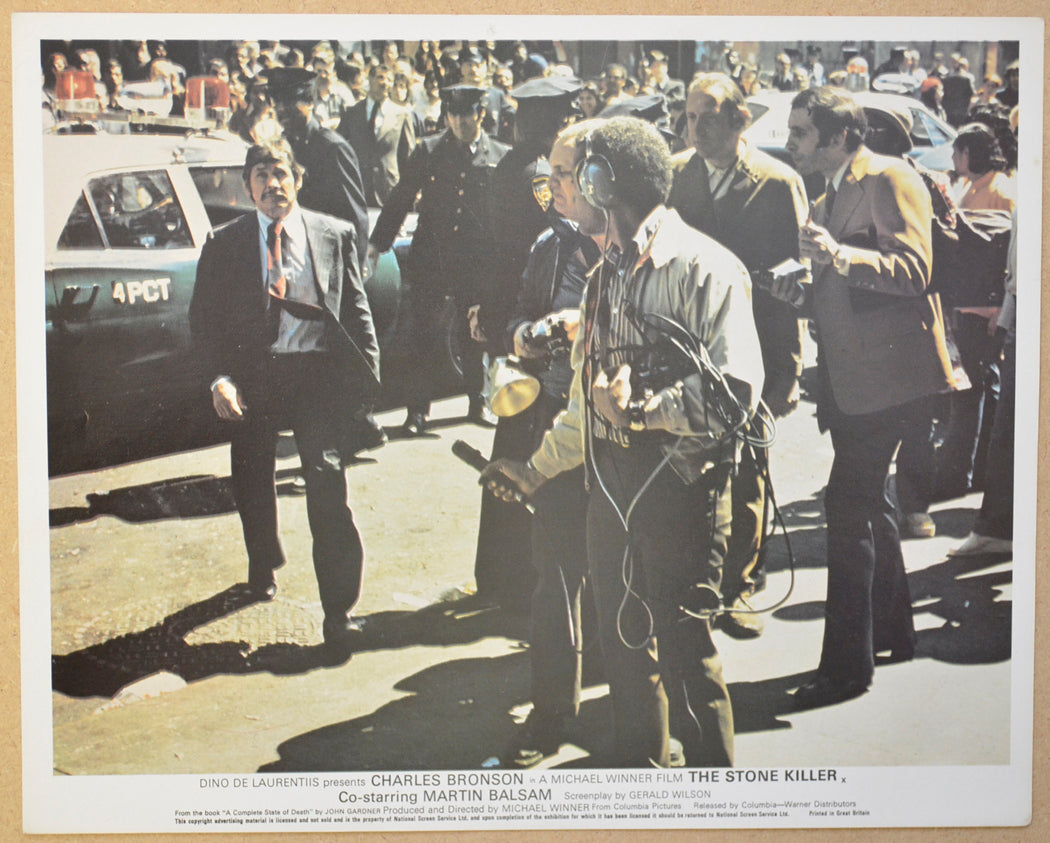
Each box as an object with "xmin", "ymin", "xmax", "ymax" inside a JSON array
[
  {"xmin": 52, "ymin": 591, "xmax": 531, "ymax": 701},
  {"xmin": 762, "ymin": 492, "xmax": 827, "ymax": 575},
  {"xmin": 907, "ymin": 551, "xmax": 1012, "ymax": 665},
  {"xmin": 347, "ymin": 596, "xmax": 529, "ymax": 652},
  {"xmin": 259, "ymin": 649, "xmax": 614, "ymax": 772},
  {"xmin": 729, "ymin": 671, "xmax": 814, "ymax": 734},
  {"xmin": 739, "ymin": 549, "xmax": 1010, "ymax": 730},
  {"xmin": 256, "ymin": 659, "xmax": 811, "ymax": 769},
  {"xmin": 259, "ymin": 652, "xmax": 532, "ymax": 771},
  {"xmin": 52, "ymin": 586, "xmax": 330, "ymax": 698},
  {"xmin": 765, "ymin": 547, "xmax": 1010, "ymax": 673},
  {"xmin": 49, "ymin": 470, "xmax": 310, "ymax": 527}
]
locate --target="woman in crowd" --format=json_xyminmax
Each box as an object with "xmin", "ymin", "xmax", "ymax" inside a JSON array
[
  {"xmin": 412, "ymin": 68, "xmax": 444, "ymax": 135},
  {"xmin": 920, "ymin": 77, "xmax": 947, "ymax": 121},
  {"xmin": 952, "ymin": 122, "xmax": 1016, "ymax": 211},
  {"xmin": 578, "ymin": 81, "xmax": 603, "ymax": 118}
]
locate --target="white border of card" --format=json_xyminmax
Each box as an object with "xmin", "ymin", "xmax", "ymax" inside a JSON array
[{"xmin": 16, "ymin": 13, "xmax": 1042, "ymax": 833}]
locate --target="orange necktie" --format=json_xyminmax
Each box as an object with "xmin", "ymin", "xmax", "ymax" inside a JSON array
[{"xmin": 267, "ymin": 220, "xmax": 287, "ymax": 299}]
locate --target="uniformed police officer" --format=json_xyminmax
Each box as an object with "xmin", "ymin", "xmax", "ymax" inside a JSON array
[
  {"xmin": 474, "ymin": 74, "xmax": 582, "ymax": 607},
  {"xmin": 369, "ymin": 85, "xmax": 510, "ymax": 435},
  {"xmin": 267, "ymin": 67, "xmax": 369, "ymax": 259},
  {"xmin": 267, "ymin": 66, "xmax": 386, "ymax": 454},
  {"xmin": 485, "ymin": 75, "xmax": 582, "ymax": 342},
  {"xmin": 458, "ymin": 47, "xmax": 516, "ymax": 142}
]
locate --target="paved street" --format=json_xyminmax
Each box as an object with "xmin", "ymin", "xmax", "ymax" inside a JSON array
[{"xmin": 46, "ymin": 375, "xmax": 1013, "ymax": 775}]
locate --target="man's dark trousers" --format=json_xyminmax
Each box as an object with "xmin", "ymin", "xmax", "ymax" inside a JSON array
[
  {"xmin": 819, "ymin": 398, "xmax": 928, "ymax": 684},
  {"xmin": 231, "ymin": 352, "xmax": 363, "ymax": 621},
  {"xmin": 587, "ymin": 439, "xmax": 734, "ymax": 768}
]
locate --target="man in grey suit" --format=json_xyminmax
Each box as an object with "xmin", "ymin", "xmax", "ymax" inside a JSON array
[
  {"xmin": 189, "ymin": 140, "xmax": 380, "ymax": 659},
  {"xmin": 338, "ymin": 64, "xmax": 416, "ymax": 207},
  {"xmin": 776, "ymin": 87, "xmax": 958, "ymax": 707}
]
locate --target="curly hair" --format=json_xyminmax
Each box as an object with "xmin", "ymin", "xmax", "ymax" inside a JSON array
[{"xmin": 585, "ymin": 116, "xmax": 673, "ymax": 214}]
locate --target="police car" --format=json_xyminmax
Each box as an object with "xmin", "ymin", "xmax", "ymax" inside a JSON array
[{"xmin": 44, "ymin": 125, "xmax": 419, "ymax": 475}]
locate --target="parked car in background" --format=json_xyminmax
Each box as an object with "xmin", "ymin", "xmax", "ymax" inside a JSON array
[
  {"xmin": 743, "ymin": 89, "xmax": 958, "ymax": 195},
  {"xmin": 43, "ymin": 125, "xmax": 426, "ymax": 475}
]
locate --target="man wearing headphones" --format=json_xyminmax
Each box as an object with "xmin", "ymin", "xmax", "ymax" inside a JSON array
[
  {"xmin": 497, "ymin": 119, "xmax": 603, "ymax": 767},
  {"xmin": 483, "ymin": 116, "xmax": 763, "ymax": 767}
]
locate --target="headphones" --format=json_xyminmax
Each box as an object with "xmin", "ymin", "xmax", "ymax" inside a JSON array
[{"xmin": 575, "ymin": 133, "xmax": 617, "ymax": 209}]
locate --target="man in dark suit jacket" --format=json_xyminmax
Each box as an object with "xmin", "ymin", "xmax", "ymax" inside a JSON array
[
  {"xmin": 369, "ymin": 84, "xmax": 510, "ymax": 434},
  {"xmin": 189, "ymin": 140, "xmax": 380, "ymax": 658},
  {"xmin": 777, "ymin": 87, "xmax": 957, "ymax": 707},
  {"xmin": 267, "ymin": 67, "xmax": 369, "ymax": 259},
  {"xmin": 668, "ymin": 72, "xmax": 809, "ymax": 641},
  {"xmin": 337, "ymin": 63, "xmax": 416, "ymax": 207},
  {"xmin": 269, "ymin": 66, "xmax": 384, "ymax": 453}
]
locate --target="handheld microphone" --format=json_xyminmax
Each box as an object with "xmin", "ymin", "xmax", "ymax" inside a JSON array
[{"xmin": 452, "ymin": 440, "xmax": 535, "ymax": 514}]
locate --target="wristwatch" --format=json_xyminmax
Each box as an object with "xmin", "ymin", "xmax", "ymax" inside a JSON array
[{"xmin": 627, "ymin": 399, "xmax": 647, "ymax": 432}]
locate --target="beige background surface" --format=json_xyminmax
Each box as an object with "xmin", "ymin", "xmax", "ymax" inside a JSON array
[{"xmin": 3, "ymin": 4, "xmax": 1046, "ymax": 839}]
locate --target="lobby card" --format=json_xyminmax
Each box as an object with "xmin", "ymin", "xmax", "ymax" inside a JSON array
[{"xmin": 14, "ymin": 12, "xmax": 1041, "ymax": 834}]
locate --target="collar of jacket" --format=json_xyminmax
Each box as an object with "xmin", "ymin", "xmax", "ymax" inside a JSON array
[
  {"xmin": 843, "ymin": 145, "xmax": 873, "ymax": 188},
  {"xmin": 629, "ymin": 205, "xmax": 692, "ymax": 271}
]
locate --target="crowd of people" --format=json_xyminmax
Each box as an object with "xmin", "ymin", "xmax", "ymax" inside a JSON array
[
  {"xmin": 45, "ymin": 38, "xmax": 1021, "ymax": 769},
  {"xmin": 43, "ymin": 39, "xmax": 1022, "ymax": 166}
]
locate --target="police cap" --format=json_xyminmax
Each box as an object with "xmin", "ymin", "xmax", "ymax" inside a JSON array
[
  {"xmin": 510, "ymin": 75, "xmax": 583, "ymax": 118},
  {"xmin": 599, "ymin": 93, "xmax": 669, "ymax": 124},
  {"xmin": 441, "ymin": 84, "xmax": 487, "ymax": 113},
  {"xmin": 265, "ymin": 66, "xmax": 316, "ymax": 102},
  {"xmin": 510, "ymin": 74, "xmax": 582, "ymax": 106}
]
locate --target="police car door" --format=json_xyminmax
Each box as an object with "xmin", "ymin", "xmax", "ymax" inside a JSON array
[{"xmin": 46, "ymin": 164, "xmax": 200, "ymax": 473}]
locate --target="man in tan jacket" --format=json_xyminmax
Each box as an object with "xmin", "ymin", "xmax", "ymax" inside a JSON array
[{"xmin": 775, "ymin": 87, "xmax": 957, "ymax": 708}]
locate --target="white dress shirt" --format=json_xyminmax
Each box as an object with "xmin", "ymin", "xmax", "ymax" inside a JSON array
[{"xmin": 257, "ymin": 206, "xmax": 325, "ymax": 354}]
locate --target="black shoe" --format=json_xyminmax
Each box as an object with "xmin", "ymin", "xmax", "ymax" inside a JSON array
[
  {"xmin": 322, "ymin": 615, "xmax": 366, "ymax": 660},
  {"xmin": 714, "ymin": 595, "xmax": 765, "ymax": 639},
  {"xmin": 353, "ymin": 414, "xmax": 388, "ymax": 452},
  {"xmin": 792, "ymin": 674, "xmax": 870, "ymax": 709},
  {"xmin": 221, "ymin": 583, "xmax": 275, "ymax": 608},
  {"xmin": 226, "ymin": 580, "xmax": 277, "ymax": 607},
  {"xmin": 403, "ymin": 411, "xmax": 428, "ymax": 437},
  {"xmin": 504, "ymin": 711, "xmax": 566, "ymax": 768}
]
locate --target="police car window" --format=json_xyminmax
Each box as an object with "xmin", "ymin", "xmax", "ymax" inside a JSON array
[
  {"xmin": 190, "ymin": 165, "xmax": 254, "ymax": 227},
  {"xmin": 57, "ymin": 192, "xmax": 104, "ymax": 250},
  {"xmin": 87, "ymin": 171, "xmax": 192, "ymax": 249}
]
